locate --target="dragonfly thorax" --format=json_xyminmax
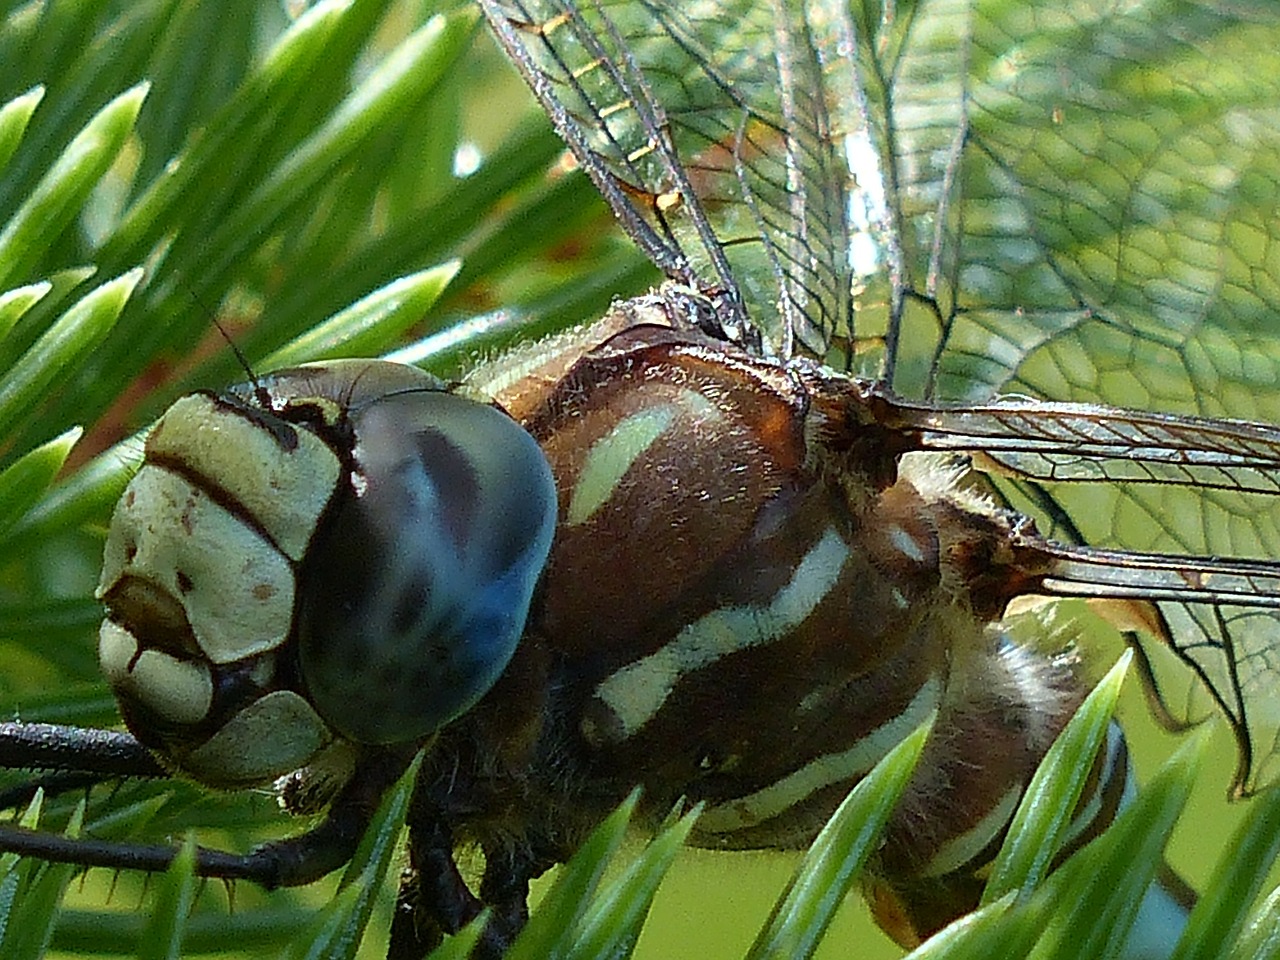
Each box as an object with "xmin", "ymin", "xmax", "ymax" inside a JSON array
[{"xmin": 450, "ymin": 315, "xmax": 1083, "ymax": 873}]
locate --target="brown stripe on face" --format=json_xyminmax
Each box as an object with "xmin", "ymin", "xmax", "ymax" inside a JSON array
[{"xmin": 143, "ymin": 393, "xmax": 341, "ymax": 564}]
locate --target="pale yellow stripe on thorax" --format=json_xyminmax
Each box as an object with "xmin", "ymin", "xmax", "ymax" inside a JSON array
[
  {"xmin": 694, "ymin": 675, "xmax": 942, "ymax": 835},
  {"xmin": 567, "ymin": 405, "xmax": 676, "ymax": 526},
  {"xmin": 593, "ymin": 527, "xmax": 851, "ymax": 738}
]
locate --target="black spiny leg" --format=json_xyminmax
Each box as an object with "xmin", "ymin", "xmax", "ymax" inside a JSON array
[
  {"xmin": 389, "ymin": 818, "xmax": 482, "ymax": 960},
  {"xmin": 0, "ymin": 722, "xmax": 165, "ymax": 781},
  {"xmin": 237, "ymin": 747, "xmax": 413, "ymax": 888},
  {"xmin": 0, "ymin": 771, "xmax": 127, "ymax": 811},
  {"xmin": 477, "ymin": 841, "xmax": 551, "ymax": 955},
  {"xmin": 0, "ymin": 724, "xmax": 414, "ymax": 892},
  {"xmin": 386, "ymin": 823, "xmax": 558, "ymax": 960}
]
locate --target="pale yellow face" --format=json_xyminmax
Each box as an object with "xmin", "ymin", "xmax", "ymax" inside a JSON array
[
  {"xmin": 96, "ymin": 390, "xmax": 342, "ymax": 787},
  {"xmin": 96, "ymin": 358, "xmax": 558, "ymax": 791}
]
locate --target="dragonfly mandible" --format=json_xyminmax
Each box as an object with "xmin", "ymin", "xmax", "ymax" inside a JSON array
[{"xmin": 1, "ymin": 2, "xmax": 1280, "ymax": 959}]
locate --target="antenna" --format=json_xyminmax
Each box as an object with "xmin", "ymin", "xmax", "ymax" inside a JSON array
[{"xmin": 202, "ymin": 301, "xmax": 268, "ymax": 409}]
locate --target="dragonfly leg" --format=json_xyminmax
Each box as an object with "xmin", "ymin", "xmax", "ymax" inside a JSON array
[
  {"xmin": 389, "ymin": 817, "xmax": 481, "ymax": 959},
  {"xmin": 0, "ymin": 721, "xmax": 164, "ymax": 780},
  {"xmin": 477, "ymin": 840, "xmax": 558, "ymax": 954},
  {"xmin": 199, "ymin": 746, "xmax": 416, "ymax": 887},
  {"xmin": 389, "ymin": 804, "xmax": 556, "ymax": 959}
]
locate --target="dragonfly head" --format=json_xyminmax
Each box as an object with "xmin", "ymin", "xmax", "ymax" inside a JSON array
[{"xmin": 96, "ymin": 360, "xmax": 557, "ymax": 788}]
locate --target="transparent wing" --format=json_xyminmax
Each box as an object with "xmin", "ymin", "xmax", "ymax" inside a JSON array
[
  {"xmin": 838, "ymin": 2, "xmax": 1280, "ymax": 795},
  {"xmin": 1013, "ymin": 533, "xmax": 1280, "ymax": 798},
  {"xmin": 482, "ymin": 0, "xmax": 1280, "ymax": 793},
  {"xmin": 866, "ymin": 389, "xmax": 1280, "ymax": 793},
  {"xmin": 880, "ymin": 397, "xmax": 1280, "ymax": 494},
  {"xmin": 478, "ymin": 3, "xmax": 1280, "ymax": 383},
  {"xmin": 874, "ymin": 3, "xmax": 1280, "ymax": 408},
  {"xmin": 477, "ymin": 0, "xmax": 870, "ymax": 360}
]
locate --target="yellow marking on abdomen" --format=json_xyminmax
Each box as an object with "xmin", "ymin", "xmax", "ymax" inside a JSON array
[
  {"xmin": 592, "ymin": 527, "xmax": 851, "ymax": 738},
  {"xmin": 695, "ymin": 676, "xmax": 941, "ymax": 835}
]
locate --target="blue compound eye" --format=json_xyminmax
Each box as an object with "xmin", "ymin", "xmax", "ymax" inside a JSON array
[
  {"xmin": 97, "ymin": 358, "xmax": 556, "ymax": 785},
  {"xmin": 295, "ymin": 389, "xmax": 557, "ymax": 744}
]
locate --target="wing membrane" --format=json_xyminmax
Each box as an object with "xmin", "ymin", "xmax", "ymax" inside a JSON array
[
  {"xmin": 921, "ymin": 5, "xmax": 1280, "ymax": 793},
  {"xmin": 877, "ymin": 397, "xmax": 1280, "ymax": 493},
  {"xmin": 1032, "ymin": 542, "xmax": 1280, "ymax": 610},
  {"xmin": 1014, "ymin": 533, "xmax": 1280, "ymax": 796},
  {"xmin": 477, "ymin": 0, "xmax": 869, "ymax": 358}
]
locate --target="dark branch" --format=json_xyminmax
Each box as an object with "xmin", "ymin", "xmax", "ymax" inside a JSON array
[
  {"xmin": 0, "ymin": 723, "xmax": 165, "ymax": 779},
  {"xmin": 0, "ymin": 745, "xmax": 414, "ymax": 889}
]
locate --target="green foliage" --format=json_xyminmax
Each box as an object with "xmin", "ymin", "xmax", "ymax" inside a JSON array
[
  {"xmin": 981, "ymin": 653, "xmax": 1132, "ymax": 906},
  {"xmin": 0, "ymin": 795, "xmax": 83, "ymax": 959},
  {"xmin": 2, "ymin": 2, "xmax": 1280, "ymax": 960},
  {"xmin": 0, "ymin": 1, "xmax": 647, "ymax": 957},
  {"xmin": 748, "ymin": 719, "xmax": 933, "ymax": 960},
  {"xmin": 140, "ymin": 837, "xmax": 198, "ymax": 960}
]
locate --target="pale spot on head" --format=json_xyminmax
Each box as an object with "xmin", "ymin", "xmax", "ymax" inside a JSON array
[
  {"xmin": 182, "ymin": 690, "xmax": 329, "ymax": 787},
  {"xmin": 248, "ymin": 652, "xmax": 276, "ymax": 686},
  {"xmin": 107, "ymin": 639, "xmax": 213, "ymax": 728},
  {"xmin": 99, "ymin": 619, "xmax": 139, "ymax": 688}
]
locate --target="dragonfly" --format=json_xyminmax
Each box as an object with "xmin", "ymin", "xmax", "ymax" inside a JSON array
[
  {"xmin": 467, "ymin": 0, "xmax": 1280, "ymax": 796},
  {"xmin": 3, "ymin": 2, "xmax": 1280, "ymax": 959}
]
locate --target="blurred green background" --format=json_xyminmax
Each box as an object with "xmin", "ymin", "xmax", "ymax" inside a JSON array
[{"xmin": 0, "ymin": 0, "xmax": 1277, "ymax": 957}]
